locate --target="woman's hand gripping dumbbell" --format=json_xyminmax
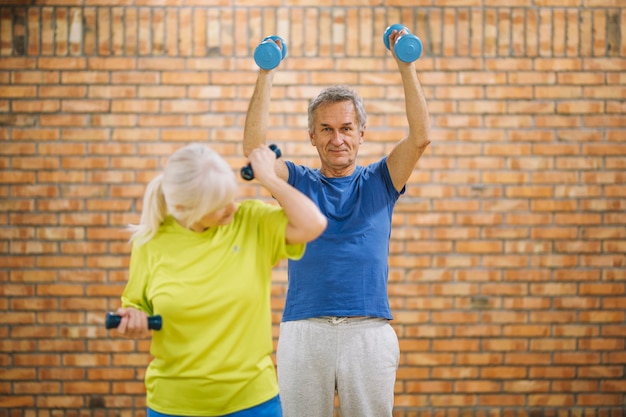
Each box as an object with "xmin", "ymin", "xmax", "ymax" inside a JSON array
[
  {"xmin": 254, "ymin": 36, "xmax": 287, "ymax": 70},
  {"xmin": 240, "ymin": 144, "xmax": 282, "ymax": 181},
  {"xmin": 383, "ymin": 24, "xmax": 423, "ymax": 62},
  {"xmin": 105, "ymin": 312, "xmax": 162, "ymax": 330},
  {"xmin": 105, "ymin": 310, "xmax": 162, "ymax": 338}
]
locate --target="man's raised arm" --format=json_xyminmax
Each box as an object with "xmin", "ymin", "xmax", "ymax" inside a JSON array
[
  {"xmin": 243, "ymin": 70, "xmax": 274, "ymax": 157},
  {"xmin": 386, "ymin": 29, "xmax": 432, "ymax": 192}
]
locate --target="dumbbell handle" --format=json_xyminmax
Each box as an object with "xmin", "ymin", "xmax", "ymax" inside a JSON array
[
  {"xmin": 105, "ymin": 312, "xmax": 162, "ymax": 330},
  {"xmin": 241, "ymin": 144, "xmax": 282, "ymax": 181}
]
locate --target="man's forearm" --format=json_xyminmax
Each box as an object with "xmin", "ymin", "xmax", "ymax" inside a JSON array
[
  {"xmin": 400, "ymin": 65, "xmax": 430, "ymax": 146},
  {"xmin": 243, "ymin": 71, "xmax": 274, "ymax": 156}
]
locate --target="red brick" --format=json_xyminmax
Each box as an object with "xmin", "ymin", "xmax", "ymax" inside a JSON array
[
  {"xmin": 9, "ymin": 129, "xmax": 57, "ymax": 142},
  {"xmin": 479, "ymin": 394, "xmax": 525, "ymax": 406},
  {"xmin": 14, "ymin": 381, "xmax": 61, "ymax": 394},
  {"xmin": 503, "ymin": 379, "xmax": 551, "ymax": 393},
  {"xmin": 579, "ymin": 337, "xmax": 624, "ymax": 351},
  {"xmin": 0, "ymin": 396, "xmax": 34, "ymax": 407},
  {"xmin": 529, "ymin": 366, "xmax": 576, "ymax": 379},
  {"xmin": 35, "ymin": 394, "xmax": 84, "ymax": 408},
  {"xmin": 429, "ymin": 394, "xmax": 476, "ymax": 407},
  {"xmin": 36, "ymin": 115, "xmax": 86, "ymax": 128},
  {"xmin": 528, "ymin": 394, "xmax": 575, "ymax": 407},
  {"xmin": 577, "ymin": 394, "xmax": 622, "ymax": 406},
  {"xmin": 407, "ymin": 381, "xmax": 453, "ymax": 394},
  {"xmin": 11, "ymin": 354, "xmax": 59, "ymax": 369}
]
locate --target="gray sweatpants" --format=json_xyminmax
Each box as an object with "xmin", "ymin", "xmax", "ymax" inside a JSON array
[{"xmin": 276, "ymin": 317, "xmax": 399, "ymax": 417}]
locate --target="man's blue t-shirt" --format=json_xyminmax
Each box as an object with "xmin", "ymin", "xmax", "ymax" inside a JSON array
[{"xmin": 282, "ymin": 157, "xmax": 403, "ymax": 322}]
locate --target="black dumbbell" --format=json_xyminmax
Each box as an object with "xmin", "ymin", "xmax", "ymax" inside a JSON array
[
  {"xmin": 105, "ymin": 312, "xmax": 162, "ymax": 330},
  {"xmin": 240, "ymin": 144, "xmax": 281, "ymax": 181},
  {"xmin": 254, "ymin": 36, "xmax": 287, "ymax": 70},
  {"xmin": 383, "ymin": 24, "xmax": 423, "ymax": 63}
]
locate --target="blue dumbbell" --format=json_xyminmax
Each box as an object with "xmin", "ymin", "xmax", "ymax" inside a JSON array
[
  {"xmin": 383, "ymin": 24, "xmax": 423, "ymax": 63},
  {"xmin": 253, "ymin": 36, "xmax": 288, "ymax": 70},
  {"xmin": 241, "ymin": 144, "xmax": 282, "ymax": 181}
]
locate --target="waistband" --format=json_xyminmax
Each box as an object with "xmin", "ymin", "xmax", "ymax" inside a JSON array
[{"xmin": 307, "ymin": 316, "xmax": 389, "ymax": 325}]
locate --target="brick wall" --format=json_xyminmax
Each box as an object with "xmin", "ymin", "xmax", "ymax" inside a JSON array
[{"xmin": 1, "ymin": 0, "xmax": 625, "ymax": 416}]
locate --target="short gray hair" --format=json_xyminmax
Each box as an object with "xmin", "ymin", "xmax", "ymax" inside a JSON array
[{"xmin": 307, "ymin": 85, "xmax": 367, "ymax": 133}]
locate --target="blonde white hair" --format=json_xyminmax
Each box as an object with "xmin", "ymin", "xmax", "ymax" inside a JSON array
[{"xmin": 129, "ymin": 144, "xmax": 238, "ymax": 245}]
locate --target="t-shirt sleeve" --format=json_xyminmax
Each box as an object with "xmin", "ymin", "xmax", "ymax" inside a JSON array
[
  {"xmin": 377, "ymin": 156, "xmax": 405, "ymax": 198},
  {"xmin": 285, "ymin": 160, "xmax": 308, "ymax": 188},
  {"xmin": 243, "ymin": 200, "xmax": 306, "ymax": 265},
  {"xmin": 121, "ymin": 242, "xmax": 154, "ymax": 315}
]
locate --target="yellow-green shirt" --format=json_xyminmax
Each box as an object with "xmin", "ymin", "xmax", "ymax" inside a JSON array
[{"xmin": 121, "ymin": 200, "xmax": 305, "ymax": 416}]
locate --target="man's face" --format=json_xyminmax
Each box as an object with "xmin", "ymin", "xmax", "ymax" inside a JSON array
[{"xmin": 309, "ymin": 100, "xmax": 364, "ymax": 177}]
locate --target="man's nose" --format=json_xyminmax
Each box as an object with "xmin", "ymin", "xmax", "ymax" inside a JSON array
[{"xmin": 330, "ymin": 130, "xmax": 344, "ymax": 144}]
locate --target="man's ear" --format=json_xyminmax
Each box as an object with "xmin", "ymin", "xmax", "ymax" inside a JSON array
[
  {"xmin": 309, "ymin": 131, "xmax": 316, "ymax": 146},
  {"xmin": 359, "ymin": 125, "xmax": 366, "ymax": 143}
]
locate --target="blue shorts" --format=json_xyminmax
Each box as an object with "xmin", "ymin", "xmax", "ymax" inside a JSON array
[{"xmin": 147, "ymin": 395, "xmax": 282, "ymax": 417}]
